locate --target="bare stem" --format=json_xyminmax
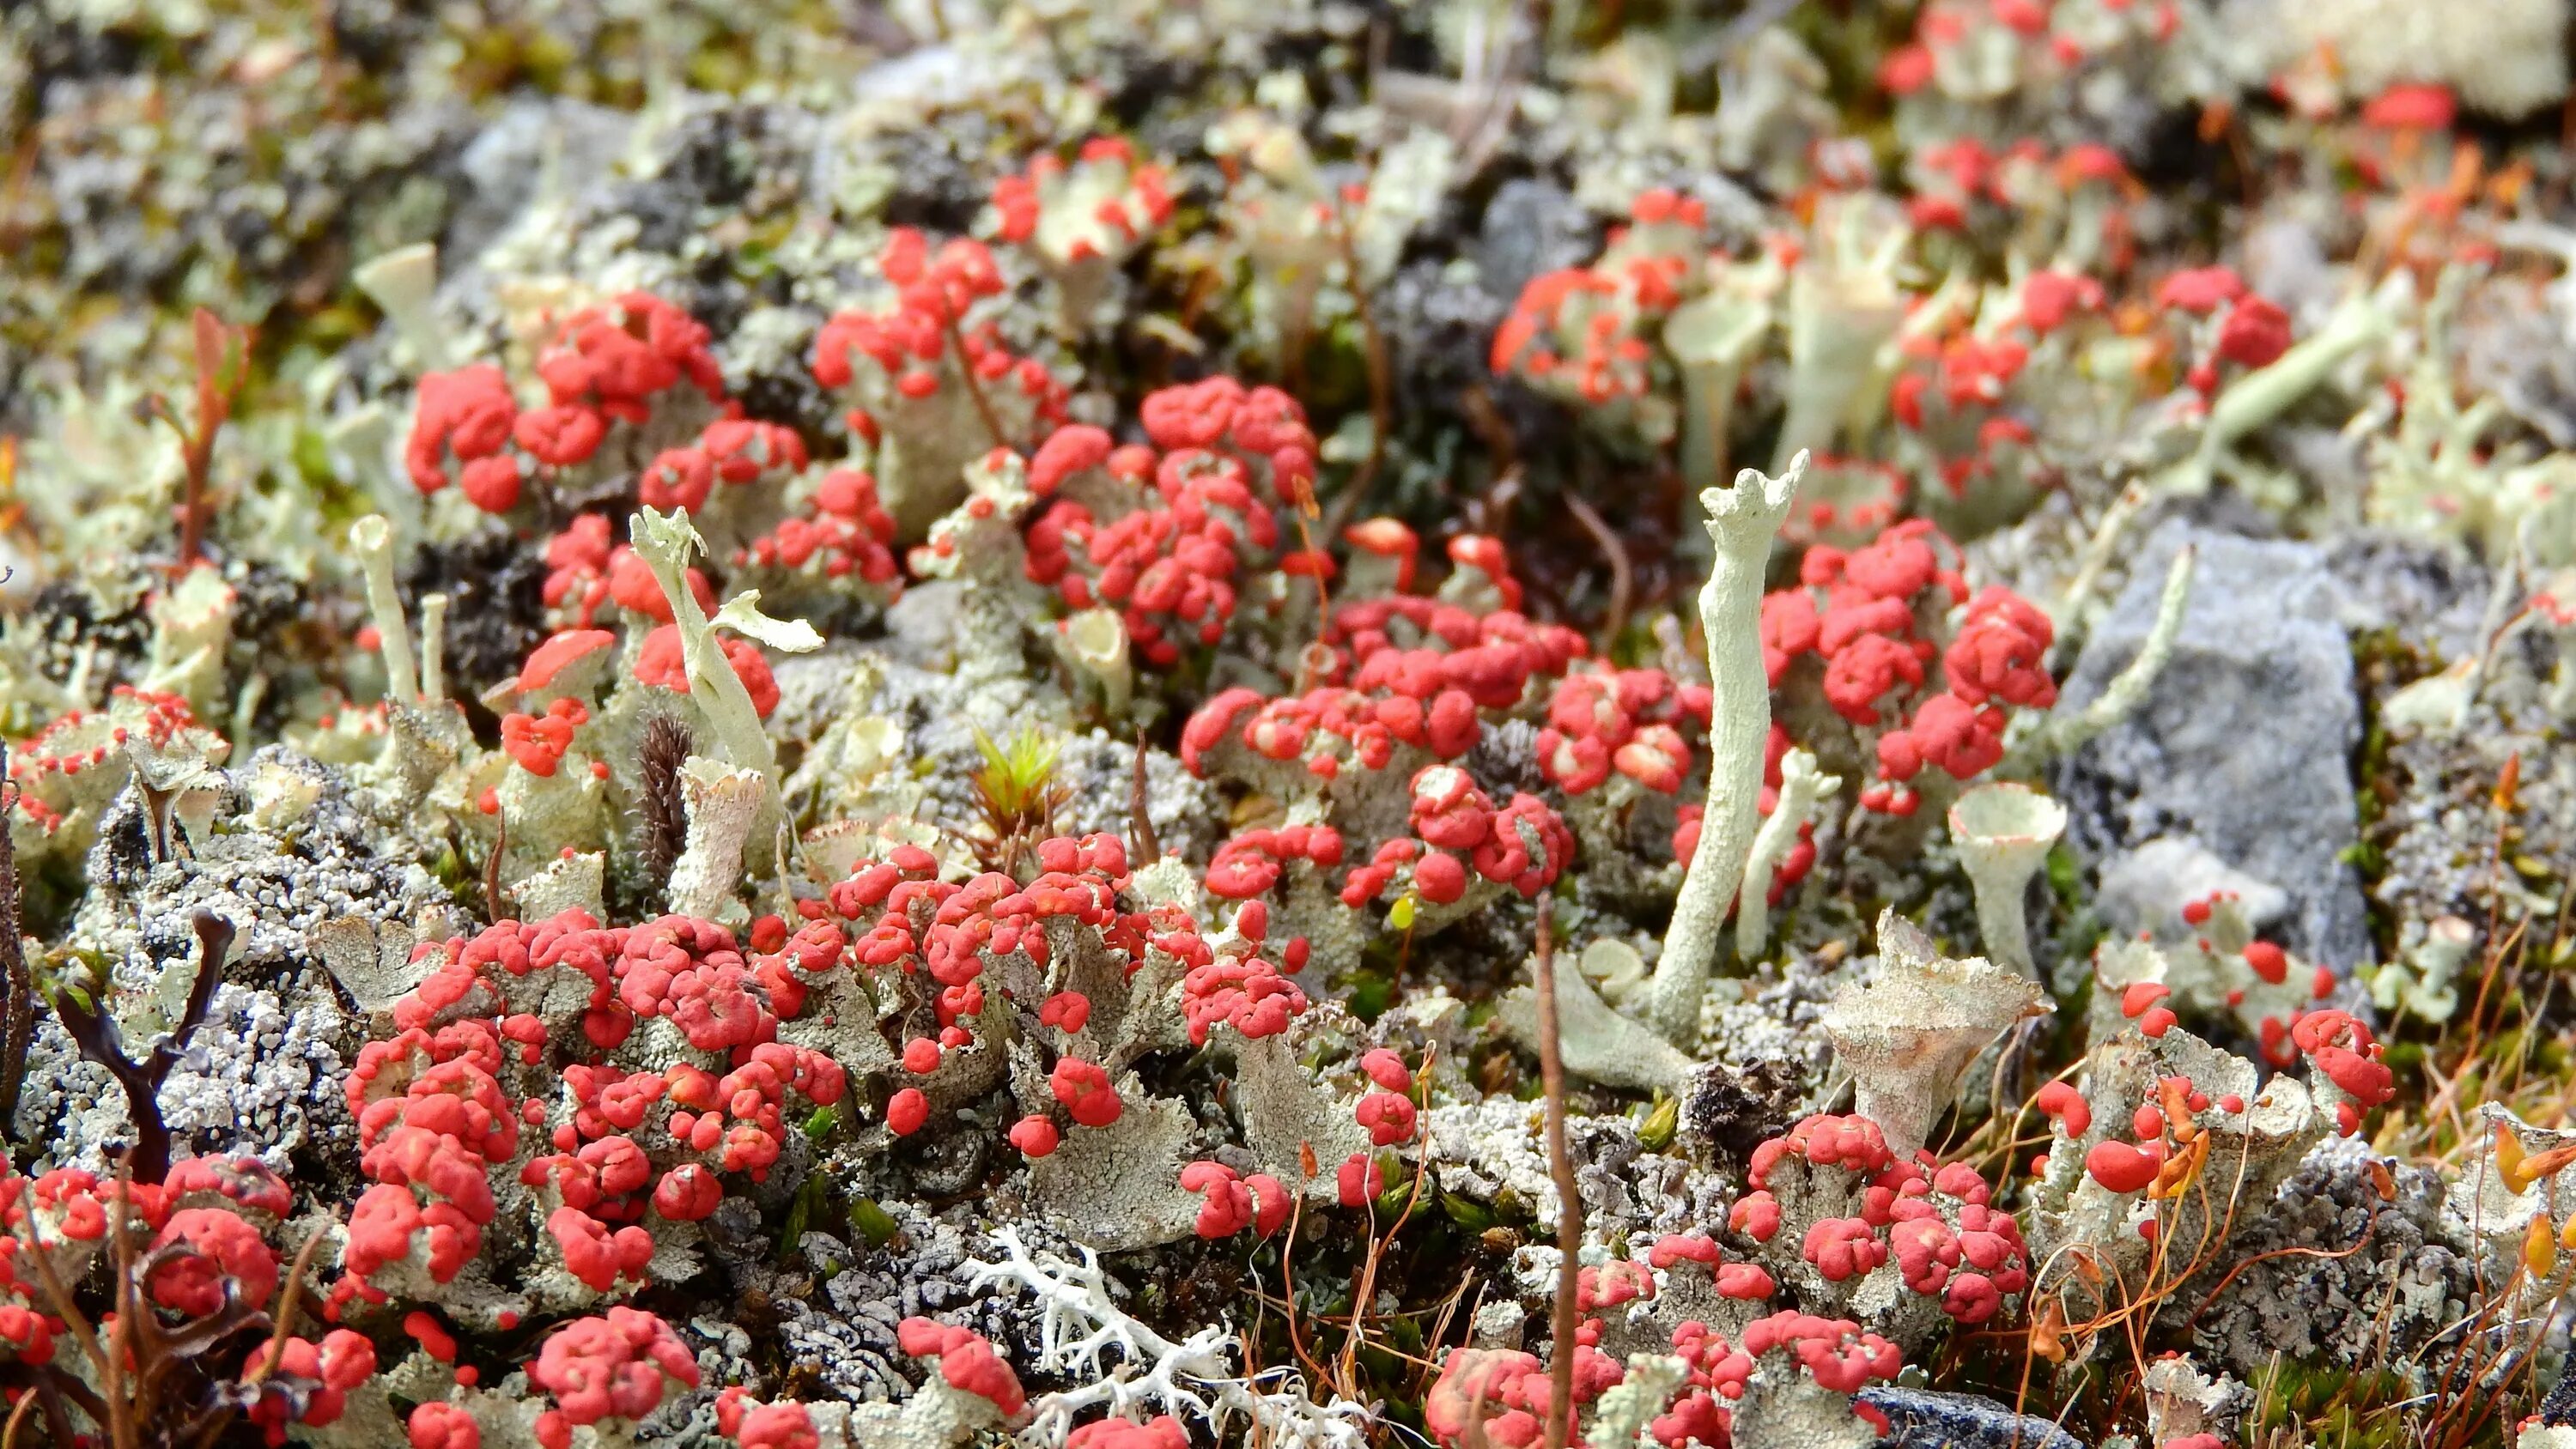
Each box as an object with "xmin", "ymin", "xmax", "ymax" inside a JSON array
[
  {"xmin": 0, "ymin": 761, "xmax": 32, "ymax": 1138},
  {"xmin": 1532, "ymin": 899, "xmax": 1581, "ymax": 1449},
  {"xmin": 944, "ymin": 318, "xmax": 1008, "ymax": 448},
  {"xmin": 1561, "ymin": 492, "xmax": 1632, "ymax": 651},
  {"xmin": 1129, "ymin": 731, "xmax": 1161, "ymax": 864}
]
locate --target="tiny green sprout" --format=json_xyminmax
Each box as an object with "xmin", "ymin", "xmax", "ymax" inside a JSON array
[
  {"xmin": 972, "ymin": 725, "xmax": 1064, "ymax": 820},
  {"xmin": 1371, "ymin": 1155, "xmax": 1413, "ymax": 1218},
  {"xmin": 2044, "ymin": 841, "xmax": 2081, "ymax": 903},
  {"xmin": 804, "ymin": 1106, "xmax": 837, "ymax": 1140},
  {"xmin": 777, "ymin": 1175, "xmax": 820, "ymax": 1264},
  {"xmin": 968, "ymin": 724, "xmax": 1072, "ymax": 873},
  {"xmin": 1439, "ymin": 1191, "xmax": 1494, "ymax": 1232},
  {"xmin": 848, "ymin": 1196, "xmax": 899, "ymax": 1247},
  {"xmin": 1637, "ymin": 1093, "xmax": 1679, "ymax": 1150}
]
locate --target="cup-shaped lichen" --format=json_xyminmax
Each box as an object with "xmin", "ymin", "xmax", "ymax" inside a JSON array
[
  {"xmin": 1947, "ymin": 782, "xmax": 2068, "ymax": 979},
  {"xmin": 1664, "ymin": 288, "xmax": 1773, "ymax": 518},
  {"xmin": 1824, "ymin": 912, "xmax": 2048, "ymax": 1154},
  {"xmin": 352, "ymin": 242, "xmax": 452, "ymax": 373},
  {"xmin": 1054, "ymin": 607, "xmax": 1133, "ymax": 718}
]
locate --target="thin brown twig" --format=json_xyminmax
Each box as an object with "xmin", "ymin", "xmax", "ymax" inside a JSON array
[
  {"xmin": 107, "ymin": 1162, "xmax": 140, "ymax": 1449},
  {"xmin": 1531, "ymin": 898, "xmax": 1579, "ymax": 1449},
  {"xmin": 1279, "ymin": 1166, "xmax": 1334, "ymax": 1389},
  {"xmin": 943, "ymin": 319, "xmax": 1008, "ymax": 448},
  {"xmin": 484, "ymin": 815, "xmax": 509, "ymax": 926},
  {"xmin": 2183, "ymin": 1210, "xmax": 2377, "ymax": 1325},
  {"xmin": 1560, "ymin": 492, "xmax": 1632, "ymax": 650},
  {"xmin": 253, "ymin": 1229, "xmax": 332, "ymax": 1385},
  {"xmin": 2, "ymin": 1382, "xmax": 36, "ymax": 1449},
  {"xmin": 1417, "ymin": 1270, "xmax": 1479, "ymax": 1400},
  {"xmin": 1338, "ymin": 1055, "xmax": 1437, "ymax": 1398},
  {"xmin": 1319, "ymin": 209, "xmax": 1394, "ymax": 543},
  {"xmin": 1129, "ymin": 731, "xmax": 1161, "ymax": 864},
  {"xmin": 143, "ymin": 310, "xmax": 250, "ymax": 574},
  {"xmin": 0, "ymin": 765, "xmax": 33, "ymax": 1139}
]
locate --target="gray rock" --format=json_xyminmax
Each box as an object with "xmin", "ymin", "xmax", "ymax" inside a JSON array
[
  {"xmin": 2323, "ymin": 530, "xmax": 2493, "ymax": 664},
  {"xmin": 444, "ymin": 95, "xmax": 635, "ymax": 265},
  {"xmin": 2093, "ymin": 837, "xmax": 2289, "ymax": 946},
  {"xmin": 1472, "ymin": 179, "xmax": 1600, "ymax": 304},
  {"xmin": 2055, "ymin": 521, "xmax": 2372, "ymax": 972},
  {"xmin": 1860, "ymin": 1386, "xmax": 2087, "ymax": 1449},
  {"xmin": 2541, "ymin": 1355, "xmax": 2576, "ymax": 1426}
]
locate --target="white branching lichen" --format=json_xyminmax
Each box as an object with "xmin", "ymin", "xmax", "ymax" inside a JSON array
[{"xmin": 965, "ymin": 1227, "xmax": 1372, "ymax": 1448}]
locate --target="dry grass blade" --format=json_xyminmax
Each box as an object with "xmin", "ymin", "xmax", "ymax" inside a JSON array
[{"xmin": 1531, "ymin": 898, "xmax": 1579, "ymax": 1449}]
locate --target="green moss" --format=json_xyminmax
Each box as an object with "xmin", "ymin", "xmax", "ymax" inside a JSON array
[
  {"xmin": 1346, "ymin": 968, "xmax": 1392, "ymax": 1022},
  {"xmin": 847, "ymin": 1196, "xmax": 899, "ymax": 1247},
  {"xmin": 2244, "ymin": 1359, "xmax": 2419, "ymax": 1447}
]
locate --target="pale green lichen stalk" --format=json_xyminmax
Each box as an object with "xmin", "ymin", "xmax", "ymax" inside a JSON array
[
  {"xmin": 350, "ymin": 242, "xmax": 452, "ymax": 374},
  {"xmin": 2015, "ymin": 544, "xmax": 2196, "ymax": 767},
  {"xmin": 418, "ymin": 592, "xmax": 449, "ymax": 705},
  {"xmin": 2162, "ymin": 288, "xmax": 2392, "ymax": 496},
  {"xmin": 1823, "ymin": 912, "xmax": 2047, "ymax": 1155},
  {"xmin": 629, "ymin": 506, "xmax": 784, "ymax": 779},
  {"xmin": 1639, "ymin": 452, "xmax": 1806, "ymax": 1045},
  {"xmin": 1734, "ymin": 746, "xmax": 1838, "ymax": 961},
  {"xmin": 349, "ymin": 514, "xmax": 420, "ymax": 706}
]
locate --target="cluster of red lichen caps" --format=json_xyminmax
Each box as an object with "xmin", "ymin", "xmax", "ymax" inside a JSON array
[
  {"xmin": 989, "ymin": 137, "xmax": 1176, "ymax": 264},
  {"xmin": 1535, "ymin": 664, "xmax": 1712, "ymax": 796},
  {"xmin": 539, "ymin": 514, "xmax": 713, "ymax": 631},
  {"xmin": 1023, "ymin": 377, "xmax": 1318, "ymax": 667},
  {"xmin": 8, "ymin": 686, "xmax": 213, "ymax": 834},
  {"xmin": 733, "ymin": 467, "xmax": 902, "ymax": 592},
  {"xmin": 1174, "ymin": 531, "xmax": 1585, "ymax": 912},
  {"xmin": 710, "ymin": 1318, "xmax": 1031, "ymax": 1448},
  {"xmin": 2, "ymin": 1161, "xmax": 373, "ymax": 1443},
  {"xmin": 338, "ymin": 910, "xmax": 849, "ymax": 1311},
  {"xmin": 522, "ymin": 1306, "xmax": 701, "ymax": 1449},
  {"xmin": 1336, "ymin": 766, "xmax": 1576, "ymax": 909},
  {"xmin": 1489, "ymin": 189, "xmax": 1709, "ymax": 403},
  {"xmin": 1183, "ymin": 572, "xmax": 1583, "ymax": 785},
  {"xmin": 1883, "ymin": 264, "xmax": 2114, "ymax": 496},
  {"xmin": 1878, "ymin": 0, "xmax": 2183, "ymax": 111},
  {"xmin": 1735, "ymin": 1113, "xmax": 2029, "ymax": 1324},
  {"xmin": 408, "ymin": 294, "xmax": 750, "ymax": 515},
  {"xmin": 1761, "ymin": 518, "xmax": 2052, "ymax": 813},
  {"xmin": 1652, "ymin": 1310, "xmax": 1905, "ymax": 1446},
  {"xmin": 1898, "ymin": 136, "xmax": 2138, "ymax": 250},
  {"xmin": 2154, "ymin": 265, "xmax": 2295, "ymax": 396},
  {"xmin": 1333, "ymin": 1049, "xmax": 1420, "ymax": 1208},
  {"xmin": 1425, "ymin": 1338, "xmax": 1625, "ymax": 1448},
  {"xmin": 811, "ymin": 228, "xmax": 1066, "ymax": 439},
  {"xmin": 825, "ymin": 834, "xmax": 1201, "ymax": 1157}
]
